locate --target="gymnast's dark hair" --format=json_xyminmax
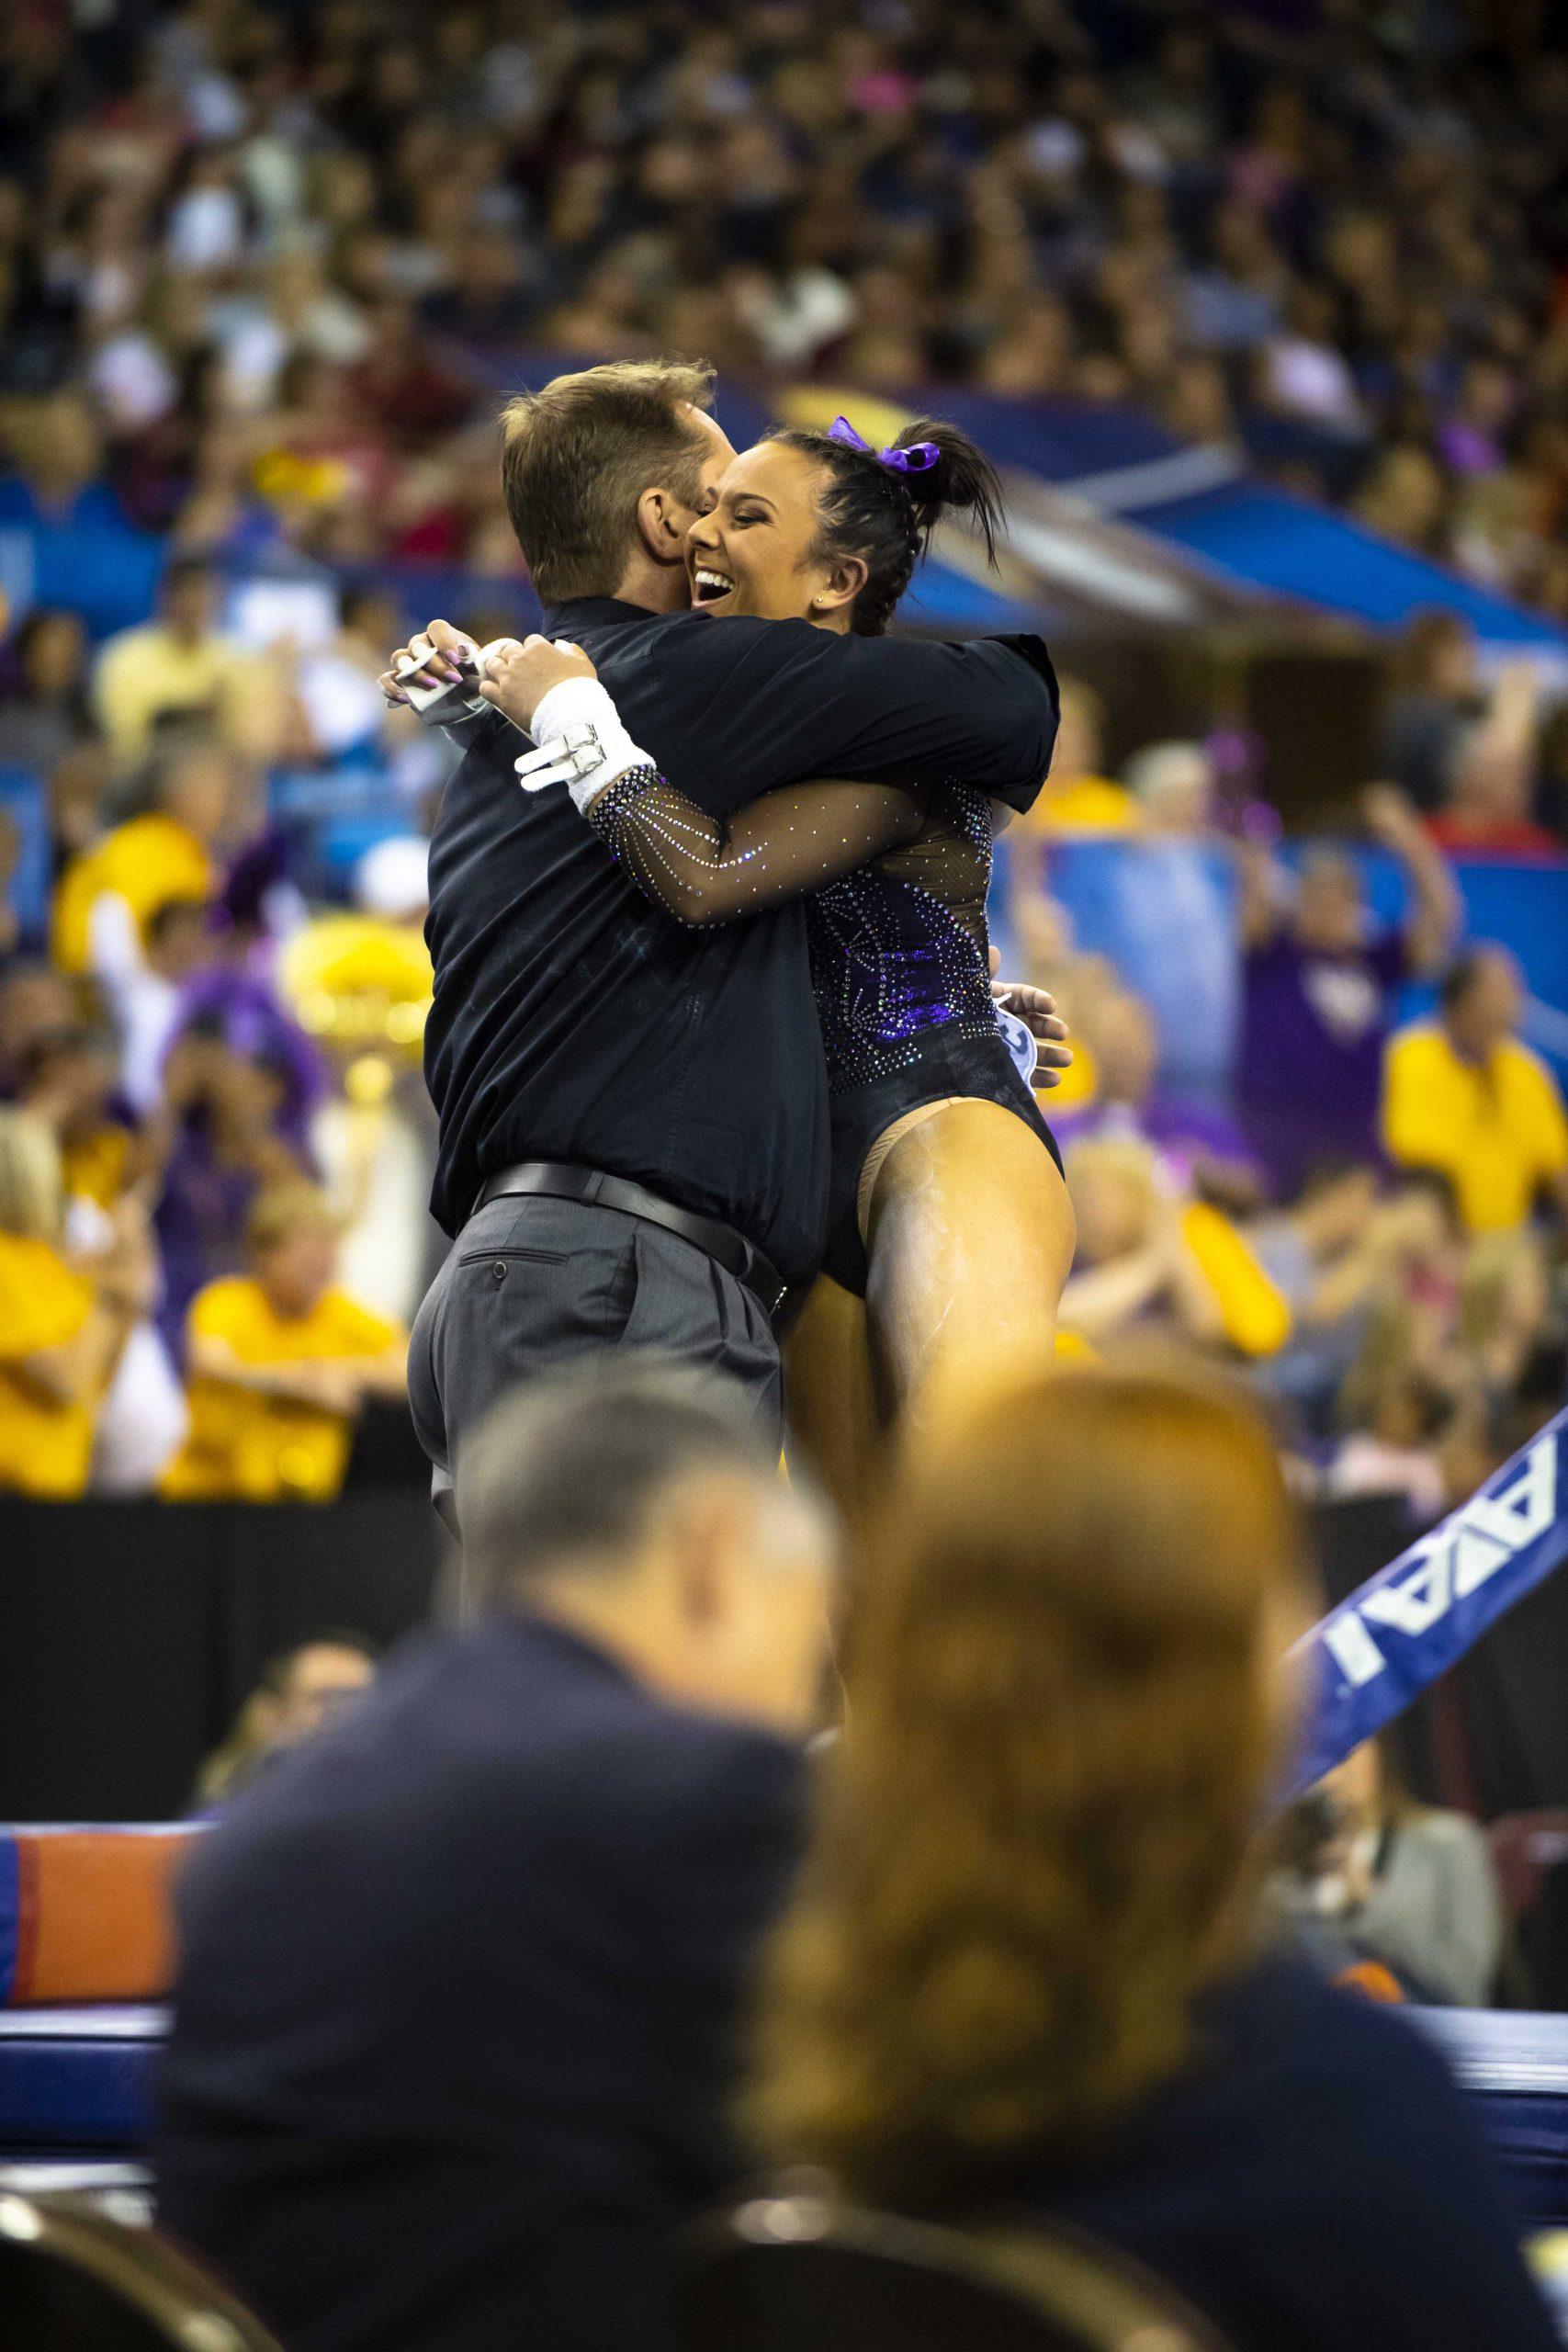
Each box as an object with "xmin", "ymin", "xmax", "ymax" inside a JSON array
[{"xmin": 770, "ymin": 418, "xmax": 1005, "ymax": 637}]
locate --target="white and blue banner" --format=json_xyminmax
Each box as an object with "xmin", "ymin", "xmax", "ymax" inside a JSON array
[{"xmin": 1282, "ymin": 1406, "xmax": 1568, "ymax": 1804}]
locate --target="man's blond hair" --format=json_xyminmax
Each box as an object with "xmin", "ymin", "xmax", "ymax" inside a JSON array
[{"xmin": 499, "ymin": 358, "xmax": 716, "ymax": 604}]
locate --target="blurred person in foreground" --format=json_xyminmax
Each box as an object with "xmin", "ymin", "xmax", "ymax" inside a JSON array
[
  {"xmin": 1383, "ymin": 946, "xmax": 1568, "ymax": 1234},
  {"xmin": 194, "ymin": 1634, "xmax": 378, "ymax": 1809},
  {"xmin": 1236, "ymin": 785, "xmax": 1459, "ymax": 1199},
  {"xmin": 1271, "ymin": 1737, "xmax": 1503, "ymax": 2009},
  {"xmin": 157, "ymin": 1362, "xmax": 833, "ymax": 2352},
  {"xmin": 0, "ymin": 1106, "xmax": 153, "ymax": 1497},
  {"xmin": 161, "ymin": 1182, "xmax": 405, "ymax": 1503},
  {"xmin": 747, "ymin": 1363, "xmax": 1557, "ymax": 2352}
]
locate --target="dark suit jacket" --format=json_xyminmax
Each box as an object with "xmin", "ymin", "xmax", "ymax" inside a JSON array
[
  {"xmin": 155, "ymin": 1614, "xmax": 805, "ymax": 2352},
  {"xmin": 967, "ymin": 1956, "xmax": 1559, "ymax": 2352}
]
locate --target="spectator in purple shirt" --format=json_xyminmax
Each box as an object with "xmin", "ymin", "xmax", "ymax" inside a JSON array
[
  {"xmin": 1057, "ymin": 989, "xmax": 1266, "ymax": 1215},
  {"xmin": 1237, "ymin": 786, "xmax": 1459, "ymax": 1199}
]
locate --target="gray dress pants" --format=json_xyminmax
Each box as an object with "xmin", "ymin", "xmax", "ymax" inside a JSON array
[{"xmin": 409, "ymin": 1193, "xmax": 783, "ymax": 1529}]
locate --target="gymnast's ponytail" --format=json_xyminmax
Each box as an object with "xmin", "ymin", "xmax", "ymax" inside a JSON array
[{"xmin": 771, "ymin": 414, "xmax": 1005, "ymax": 637}]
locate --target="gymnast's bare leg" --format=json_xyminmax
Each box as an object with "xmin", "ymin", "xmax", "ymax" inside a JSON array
[
  {"xmin": 863, "ymin": 1100, "xmax": 1077, "ymax": 1429},
  {"xmin": 783, "ymin": 1274, "xmax": 880, "ymax": 1521}
]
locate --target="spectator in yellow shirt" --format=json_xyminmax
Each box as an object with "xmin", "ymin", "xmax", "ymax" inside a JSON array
[
  {"xmin": 1016, "ymin": 678, "xmax": 1141, "ymax": 840},
  {"xmin": 1058, "ymin": 1136, "xmax": 1292, "ymax": 1358},
  {"xmin": 1382, "ymin": 946, "xmax": 1568, "ymax": 1233},
  {"xmin": 163, "ymin": 1183, "xmax": 408, "ymax": 1503},
  {"xmin": 91, "ymin": 557, "xmax": 270, "ymax": 761},
  {"xmin": 0, "ymin": 1109, "xmax": 153, "ymax": 1498},
  {"xmin": 52, "ymin": 727, "xmax": 228, "ymax": 977}
]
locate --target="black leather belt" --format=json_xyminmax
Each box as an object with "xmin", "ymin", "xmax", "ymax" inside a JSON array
[{"xmin": 472, "ymin": 1160, "xmax": 787, "ymax": 1317}]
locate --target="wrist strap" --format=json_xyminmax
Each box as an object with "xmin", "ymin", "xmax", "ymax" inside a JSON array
[{"xmin": 516, "ymin": 677, "xmax": 651, "ymax": 812}]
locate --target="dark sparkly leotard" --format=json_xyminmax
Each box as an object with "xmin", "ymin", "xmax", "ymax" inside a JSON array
[{"xmin": 586, "ymin": 764, "xmax": 1060, "ymax": 1292}]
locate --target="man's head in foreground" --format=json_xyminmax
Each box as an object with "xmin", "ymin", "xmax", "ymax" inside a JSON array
[
  {"xmin": 458, "ymin": 1362, "xmax": 835, "ymax": 1736},
  {"xmin": 498, "ymin": 358, "xmax": 734, "ymax": 615}
]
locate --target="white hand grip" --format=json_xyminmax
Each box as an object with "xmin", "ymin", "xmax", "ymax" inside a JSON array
[{"xmin": 395, "ymin": 632, "xmax": 486, "ymax": 722}]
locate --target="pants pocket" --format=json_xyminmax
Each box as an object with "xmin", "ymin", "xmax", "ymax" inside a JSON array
[{"xmin": 457, "ymin": 1245, "xmax": 570, "ymax": 1270}]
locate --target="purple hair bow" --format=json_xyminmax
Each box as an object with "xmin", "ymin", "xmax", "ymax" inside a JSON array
[{"xmin": 827, "ymin": 413, "xmax": 941, "ymax": 474}]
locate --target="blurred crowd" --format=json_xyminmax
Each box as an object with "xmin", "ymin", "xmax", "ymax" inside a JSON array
[
  {"xmin": 1012, "ymin": 668, "xmax": 1568, "ymax": 1535},
  {"xmin": 0, "ymin": 0, "xmax": 1564, "ymax": 603},
  {"xmin": 0, "ymin": 555, "xmax": 435, "ymax": 1502}
]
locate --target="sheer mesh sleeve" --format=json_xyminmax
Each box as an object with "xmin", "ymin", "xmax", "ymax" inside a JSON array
[{"xmin": 584, "ymin": 766, "xmax": 929, "ymax": 927}]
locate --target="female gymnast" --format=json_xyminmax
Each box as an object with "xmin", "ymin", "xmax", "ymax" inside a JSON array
[{"xmin": 484, "ymin": 416, "xmax": 1076, "ymax": 1487}]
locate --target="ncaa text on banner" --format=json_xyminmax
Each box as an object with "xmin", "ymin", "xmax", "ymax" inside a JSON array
[{"xmin": 1281, "ymin": 1411, "xmax": 1568, "ymax": 1803}]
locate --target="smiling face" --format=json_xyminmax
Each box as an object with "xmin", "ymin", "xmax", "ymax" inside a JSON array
[{"xmin": 686, "ymin": 439, "xmax": 864, "ymax": 628}]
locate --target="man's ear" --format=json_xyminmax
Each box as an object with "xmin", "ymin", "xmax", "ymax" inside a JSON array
[
  {"xmin": 635, "ymin": 484, "xmax": 687, "ymax": 569},
  {"xmin": 812, "ymin": 551, "xmax": 869, "ymax": 617},
  {"xmin": 665, "ymin": 1476, "xmax": 754, "ymax": 1630}
]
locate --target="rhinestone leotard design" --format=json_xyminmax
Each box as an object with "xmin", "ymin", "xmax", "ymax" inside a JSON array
[
  {"xmin": 805, "ymin": 785, "xmax": 997, "ymax": 1090},
  {"xmin": 586, "ymin": 767, "xmax": 998, "ymax": 1091}
]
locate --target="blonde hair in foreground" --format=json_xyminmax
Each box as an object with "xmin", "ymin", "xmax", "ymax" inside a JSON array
[{"xmin": 747, "ymin": 1363, "xmax": 1303, "ymax": 2198}]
